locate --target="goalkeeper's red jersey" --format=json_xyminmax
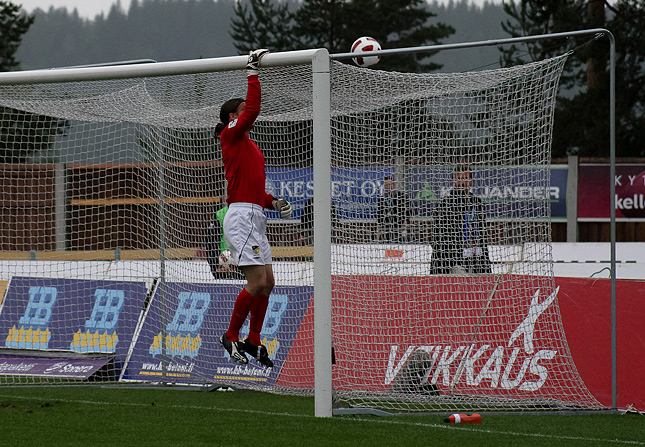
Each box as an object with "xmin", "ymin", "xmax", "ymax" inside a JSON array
[{"xmin": 220, "ymin": 75, "xmax": 274, "ymax": 209}]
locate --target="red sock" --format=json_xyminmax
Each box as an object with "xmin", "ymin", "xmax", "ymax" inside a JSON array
[
  {"xmin": 226, "ymin": 288, "xmax": 256, "ymax": 342},
  {"xmin": 248, "ymin": 294, "xmax": 269, "ymax": 346}
]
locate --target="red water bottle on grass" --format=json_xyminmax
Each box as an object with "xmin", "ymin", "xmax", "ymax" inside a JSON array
[{"xmin": 444, "ymin": 413, "xmax": 481, "ymax": 423}]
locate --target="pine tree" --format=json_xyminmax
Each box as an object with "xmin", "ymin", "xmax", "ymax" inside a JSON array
[
  {"xmin": 230, "ymin": 0, "xmax": 299, "ymax": 54},
  {"xmin": 0, "ymin": 1, "xmax": 68, "ymax": 163},
  {"xmin": 231, "ymin": 0, "xmax": 455, "ymax": 72},
  {"xmin": 0, "ymin": 0, "xmax": 34, "ymax": 71},
  {"xmin": 500, "ymin": 0, "xmax": 588, "ymax": 90},
  {"xmin": 501, "ymin": 0, "xmax": 645, "ymax": 157},
  {"xmin": 336, "ymin": 0, "xmax": 454, "ymax": 72},
  {"xmin": 606, "ymin": 0, "xmax": 645, "ymax": 156}
]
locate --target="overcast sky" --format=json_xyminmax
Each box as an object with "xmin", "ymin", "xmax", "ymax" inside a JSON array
[
  {"xmin": 15, "ymin": 0, "xmax": 132, "ymax": 18},
  {"xmin": 15, "ymin": 0, "xmax": 498, "ymax": 19}
]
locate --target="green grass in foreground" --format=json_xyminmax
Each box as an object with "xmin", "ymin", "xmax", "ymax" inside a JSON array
[{"xmin": 0, "ymin": 386, "xmax": 642, "ymax": 447}]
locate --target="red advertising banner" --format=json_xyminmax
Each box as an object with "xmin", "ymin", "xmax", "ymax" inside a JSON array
[
  {"xmin": 556, "ymin": 276, "xmax": 645, "ymax": 410},
  {"xmin": 279, "ymin": 275, "xmax": 602, "ymax": 409},
  {"xmin": 578, "ymin": 164, "xmax": 645, "ymax": 220},
  {"xmin": 278, "ymin": 275, "xmax": 644, "ymax": 411}
]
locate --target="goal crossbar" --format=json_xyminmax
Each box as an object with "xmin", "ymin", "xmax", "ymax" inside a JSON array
[
  {"xmin": 331, "ymin": 28, "xmax": 614, "ymax": 61},
  {"xmin": 0, "ymin": 49, "xmax": 321, "ymax": 85}
]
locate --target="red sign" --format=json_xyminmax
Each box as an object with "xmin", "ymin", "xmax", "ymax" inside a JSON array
[
  {"xmin": 278, "ymin": 275, "xmax": 644, "ymax": 411},
  {"xmin": 556, "ymin": 276, "xmax": 645, "ymax": 410},
  {"xmin": 578, "ymin": 164, "xmax": 645, "ymax": 219},
  {"xmin": 278, "ymin": 275, "xmax": 642, "ymax": 410},
  {"xmin": 385, "ymin": 249, "xmax": 403, "ymax": 258}
]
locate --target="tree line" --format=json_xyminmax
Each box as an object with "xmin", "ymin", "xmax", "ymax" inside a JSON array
[
  {"xmin": 14, "ymin": 0, "xmax": 507, "ymax": 73},
  {"xmin": 1, "ymin": 0, "xmax": 644, "ymax": 158}
]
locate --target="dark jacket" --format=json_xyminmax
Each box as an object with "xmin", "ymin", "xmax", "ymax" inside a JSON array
[
  {"xmin": 376, "ymin": 191, "xmax": 411, "ymax": 242},
  {"xmin": 431, "ymin": 190, "xmax": 491, "ymax": 274}
]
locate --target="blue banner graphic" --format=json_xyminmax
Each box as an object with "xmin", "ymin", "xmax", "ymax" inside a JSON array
[
  {"xmin": 122, "ymin": 283, "xmax": 313, "ymax": 385},
  {"xmin": 0, "ymin": 277, "xmax": 150, "ymax": 369},
  {"xmin": 408, "ymin": 166, "xmax": 567, "ymax": 220},
  {"xmin": 265, "ymin": 166, "xmax": 393, "ymax": 220},
  {"xmin": 264, "ymin": 166, "xmax": 567, "ymax": 220}
]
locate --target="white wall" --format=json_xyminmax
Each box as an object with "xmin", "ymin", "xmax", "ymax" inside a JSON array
[{"xmin": 0, "ymin": 243, "xmax": 642, "ymax": 284}]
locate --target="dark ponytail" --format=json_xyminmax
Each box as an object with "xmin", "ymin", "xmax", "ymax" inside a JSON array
[
  {"xmin": 216, "ymin": 97, "xmax": 244, "ymax": 138},
  {"xmin": 215, "ymin": 122, "xmax": 226, "ymax": 136}
]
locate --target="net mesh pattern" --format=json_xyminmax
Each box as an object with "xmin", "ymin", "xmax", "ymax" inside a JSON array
[{"xmin": 0, "ymin": 54, "xmax": 603, "ymax": 411}]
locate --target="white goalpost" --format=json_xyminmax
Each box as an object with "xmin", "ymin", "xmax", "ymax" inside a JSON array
[{"xmin": 0, "ymin": 30, "xmax": 615, "ymax": 417}]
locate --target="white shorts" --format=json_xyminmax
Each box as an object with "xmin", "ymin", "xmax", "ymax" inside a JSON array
[{"xmin": 223, "ymin": 203, "xmax": 272, "ymax": 266}]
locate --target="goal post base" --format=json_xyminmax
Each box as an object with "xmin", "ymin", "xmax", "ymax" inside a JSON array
[
  {"xmin": 332, "ymin": 407, "xmax": 394, "ymax": 417},
  {"xmin": 333, "ymin": 407, "xmax": 620, "ymax": 417}
]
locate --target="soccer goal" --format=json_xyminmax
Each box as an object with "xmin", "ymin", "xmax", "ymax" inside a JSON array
[{"xmin": 0, "ymin": 30, "xmax": 614, "ymax": 416}]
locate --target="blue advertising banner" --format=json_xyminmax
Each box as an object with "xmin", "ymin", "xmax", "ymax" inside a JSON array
[
  {"xmin": 264, "ymin": 166, "xmax": 567, "ymax": 221},
  {"xmin": 122, "ymin": 283, "xmax": 313, "ymax": 385},
  {"xmin": 265, "ymin": 166, "xmax": 393, "ymax": 220},
  {"xmin": 408, "ymin": 165, "xmax": 566, "ymax": 220},
  {"xmin": 0, "ymin": 277, "xmax": 150, "ymax": 369},
  {"xmin": 549, "ymin": 166, "xmax": 568, "ymax": 219}
]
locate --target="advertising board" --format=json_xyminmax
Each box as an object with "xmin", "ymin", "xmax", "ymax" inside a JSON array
[{"xmin": 122, "ymin": 282, "xmax": 313, "ymax": 385}]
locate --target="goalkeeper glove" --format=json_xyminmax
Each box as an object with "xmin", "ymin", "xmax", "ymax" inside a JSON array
[
  {"xmin": 247, "ymin": 49, "xmax": 270, "ymax": 76},
  {"xmin": 275, "ymin": 198, "xmax": 292, "ymax": 219}
]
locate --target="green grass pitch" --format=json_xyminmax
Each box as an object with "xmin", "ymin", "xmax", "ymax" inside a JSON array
[{"xmin": 0, "ymin": 386, "xmax": 642, "ymax": 446}]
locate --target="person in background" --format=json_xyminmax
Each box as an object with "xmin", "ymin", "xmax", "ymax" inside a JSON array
[
  {"xmin": 206, "ymin": 205, "xmax": 238, "ymax": 278},
  {"xmin": 376, "ymin": 176, "xmax": 411, "ymax": 243},
  {"xmin": 430, "ymin": 166, "xmax": 491, "ymax": 274},
  {"xmin": 300, "ymin": 196, "xmax": 338, "ymax": 246}
]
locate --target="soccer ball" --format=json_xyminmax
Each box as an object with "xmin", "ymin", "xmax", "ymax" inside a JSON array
[
  {"xmin": 351, "ymin": 36, "xmax": 382, "ymax": 67},
  {"xmin": 218, "ymin": 249, "xmax": 235, "ymax": 271}
]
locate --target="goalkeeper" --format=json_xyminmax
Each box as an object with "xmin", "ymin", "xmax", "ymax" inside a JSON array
[{"xmin": 214, "ymin": 49, "xmax": 292, "ymax": 368}]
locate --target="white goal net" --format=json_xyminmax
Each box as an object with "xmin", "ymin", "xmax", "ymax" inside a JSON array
[{"xmin": 0, "ymin": 49, "xmax": 603, "ymax": 412}]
